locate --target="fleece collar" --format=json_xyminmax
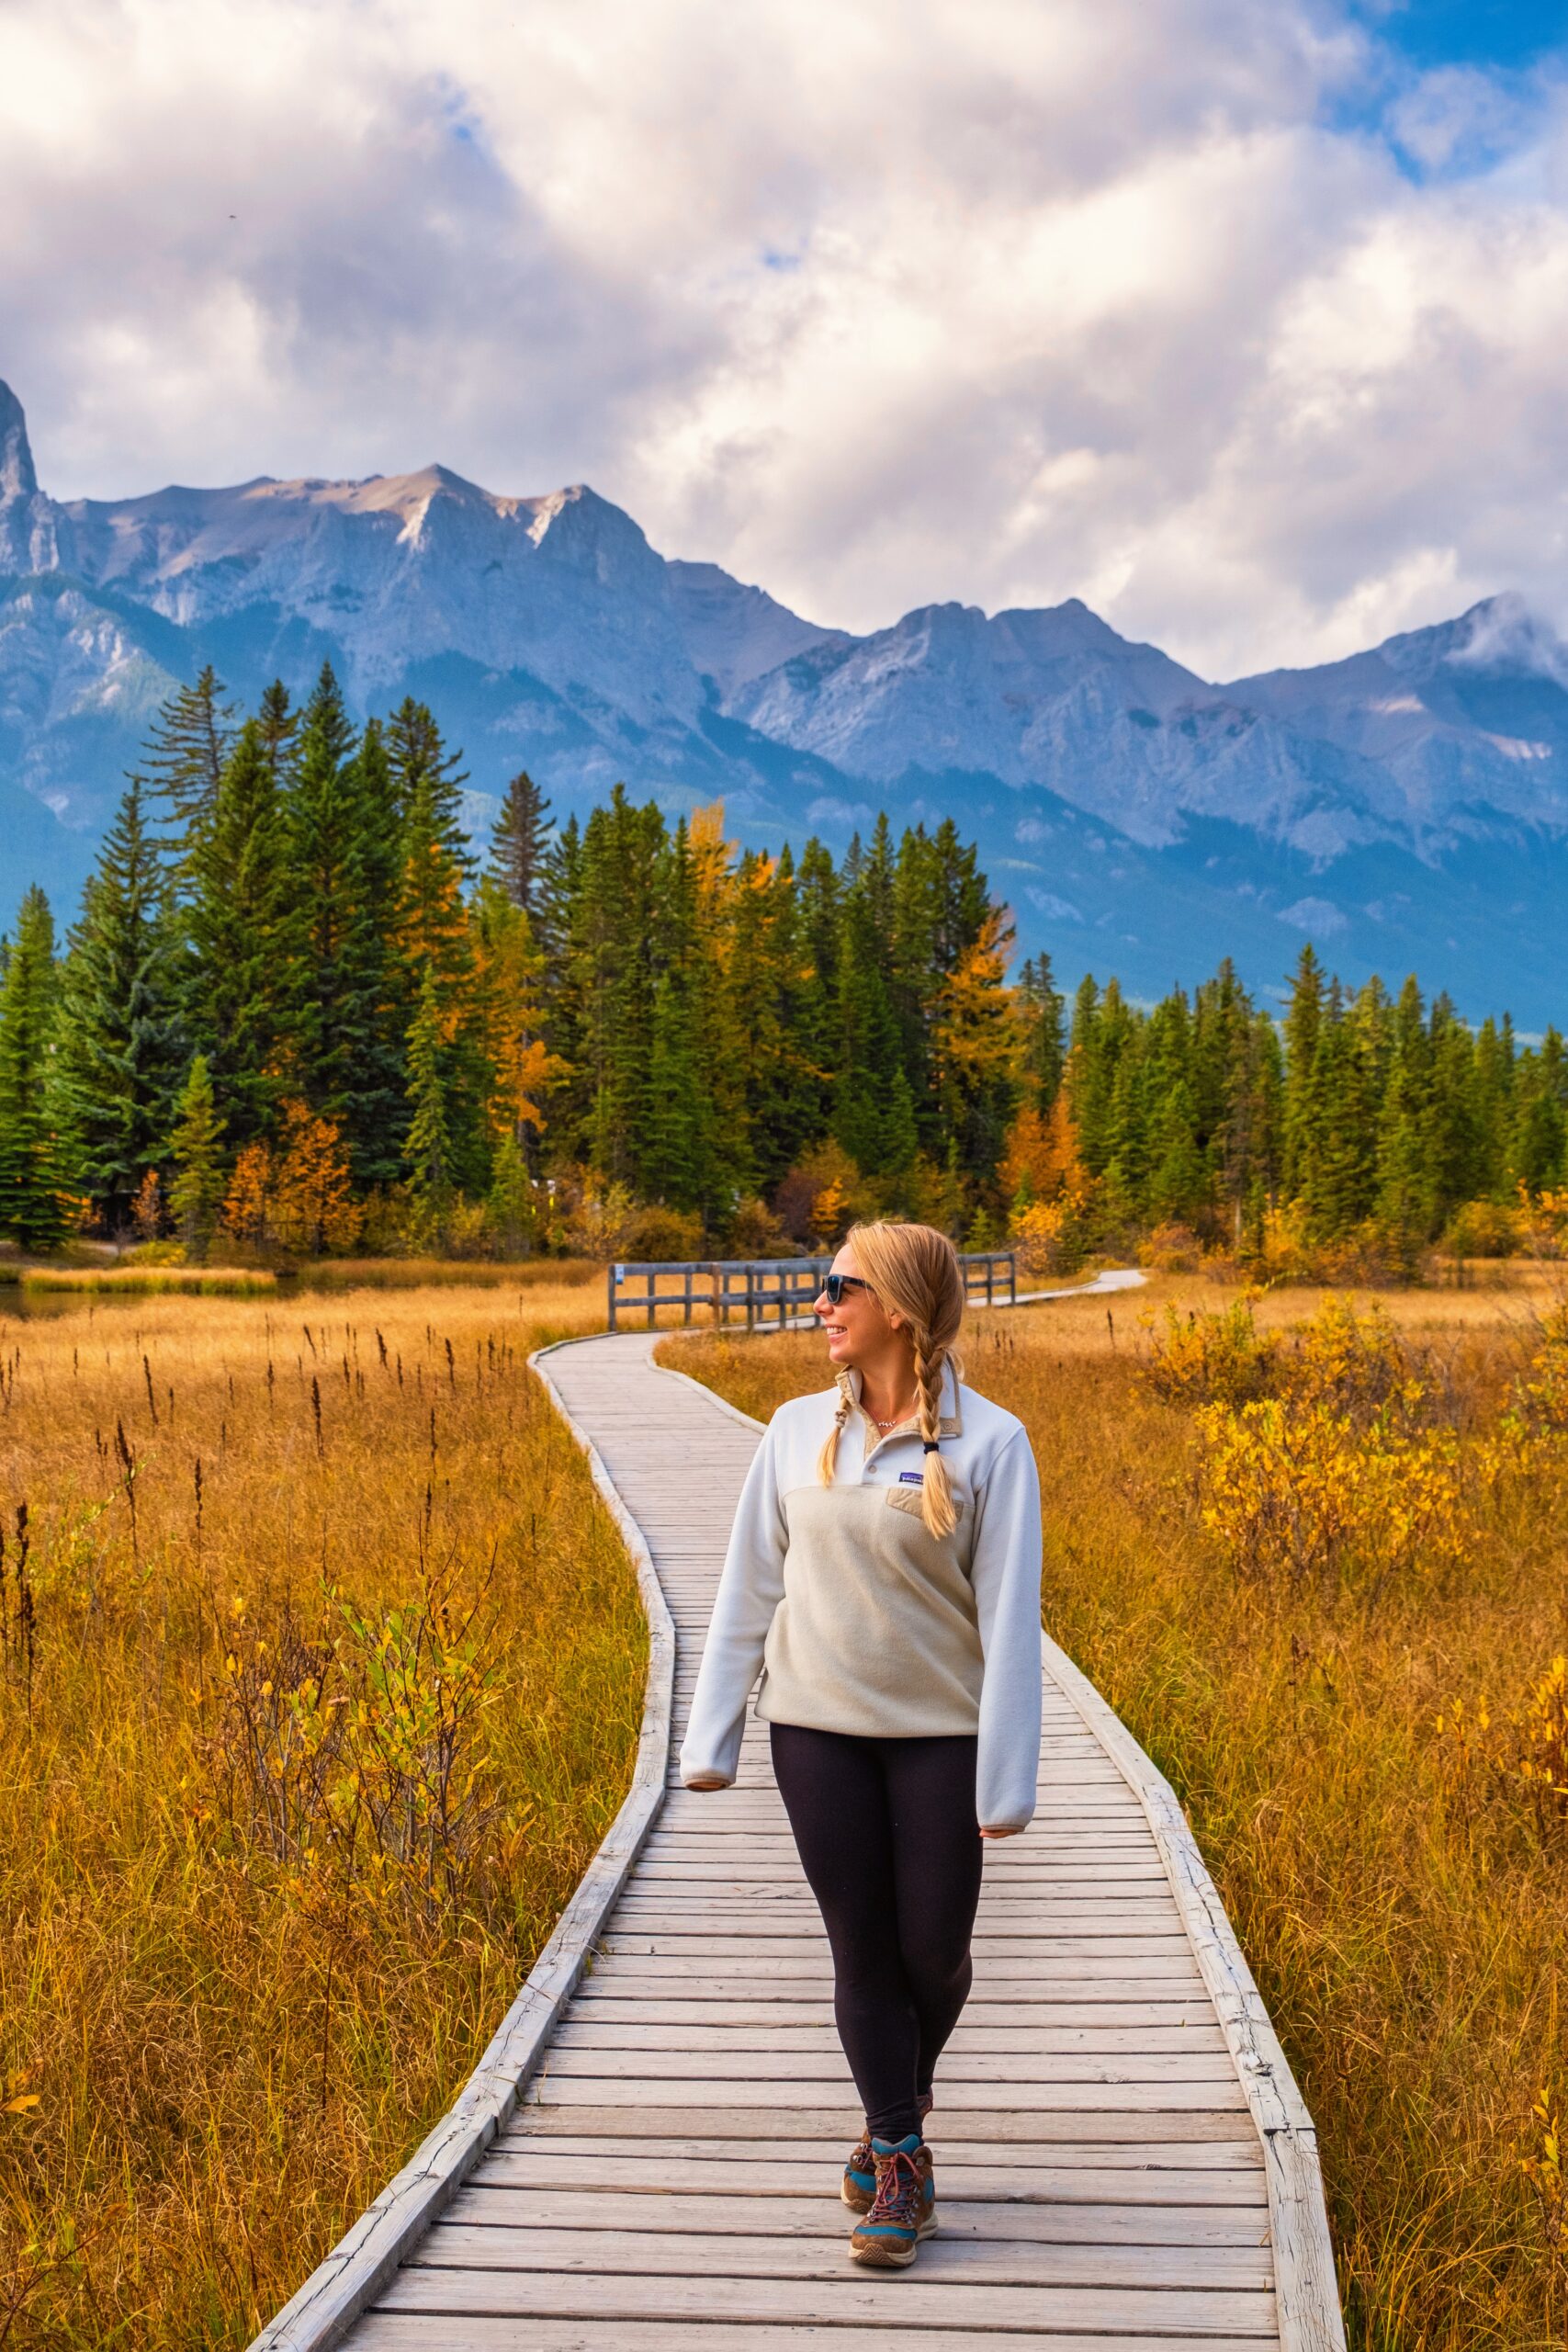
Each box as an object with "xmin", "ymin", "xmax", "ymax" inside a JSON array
[{"xmin": 845, "ymin": 1357, "xmax": 963, "ymax": 1439}]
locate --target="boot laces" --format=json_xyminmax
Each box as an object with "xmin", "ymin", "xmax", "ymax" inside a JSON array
[{"xmin": 868, "ymin": 2146, "xmax": 922, "ymax": 2226}]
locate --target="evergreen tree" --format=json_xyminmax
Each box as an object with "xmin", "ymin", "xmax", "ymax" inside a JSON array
[
  {"xmin": 53, "ymin": 782, "xmax": 184, "ymax": 1228},
  {"xmin": 140, "ymin": 665, "xmax": 234, "ymax": 854},
  {"xmin": 404, "ymin": 967, "xmax": 454, "ymax": 1223},
  {"xmin": 185, "ymin": 718, "xmax": 292, "ymax": 1149},
  {"xmin": 168, "ymin": 1053, "xmax": 226, "ymax": 1261},
  {"xmin": 1016, "ymin": 954, "xmax": 1066, "ymax": 1110},
  {"xmin": 0, "ymin": 888, "xmax": 67, "ymax": 1250},
  {"xmin": 1280, "ymin": 944, "xmax": 1325, "ymax": 1201},
  {"xmin": 491, "ymin": 768, "xmax": 551, "ymax": 915},
  {"xmin": 832, "ymin": 882, "xmax": 918, "ymax": 1179},
  {"xmin": 284, "ymin": 667, "xmax": 407, "ymax": 1182}
]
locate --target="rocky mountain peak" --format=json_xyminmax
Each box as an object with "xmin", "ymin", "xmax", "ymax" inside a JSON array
[{"xmin": 0, "ymin": 379, "xmax": 39, "ymax": 504}]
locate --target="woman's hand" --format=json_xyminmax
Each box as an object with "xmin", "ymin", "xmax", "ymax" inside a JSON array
[{"xmin": 979, "ymin": 1824, "xmax": 1021, "ymax": 1839}]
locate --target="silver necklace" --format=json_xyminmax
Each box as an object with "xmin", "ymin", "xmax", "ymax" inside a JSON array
[{"xmin": 867, "ymin": 1399, "xmax": 916, "ymax": 1430}]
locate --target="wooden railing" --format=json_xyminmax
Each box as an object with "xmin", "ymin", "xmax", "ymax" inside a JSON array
[{"xmin": 605, "ymin": 1250, "xmax": 1016, "ymax": 1332}]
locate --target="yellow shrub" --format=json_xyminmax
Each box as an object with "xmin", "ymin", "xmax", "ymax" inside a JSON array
[
  {"xmin": 1145, "ymin": 1294, "xmax": 1278, "ymax": 1406},
  {"xmin": 1194, "ymin": 1393, "xmax": 1468, "ymax": 1593}
]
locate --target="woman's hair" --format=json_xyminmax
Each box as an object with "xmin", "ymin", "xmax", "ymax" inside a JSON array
[{"xmin": 817, "ymin": 1220, "xmax": 966, "ymax": 1537}]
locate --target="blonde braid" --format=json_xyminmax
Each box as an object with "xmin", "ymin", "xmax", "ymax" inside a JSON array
[
  {"xmin": 913, "ymin": 1339, "xmax": 957, "ymax": 1538},
  {"xmin": 816, "ymin": 1368, "xmax": 854, "ymax": 1487}
]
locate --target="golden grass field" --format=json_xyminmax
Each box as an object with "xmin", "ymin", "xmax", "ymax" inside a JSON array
[
  {"xmin": 661, "ymin": 1269, "xmax": 1568, "ymax": 2351},
  {"xmin": 0, "ymin": 1270, "xmax": 641, "ymax": 2350}
]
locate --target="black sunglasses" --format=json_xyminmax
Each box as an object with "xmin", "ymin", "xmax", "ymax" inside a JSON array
[{"xmin": 818, "ymin": 1273, "xmax": 872, "ymax": 1306}]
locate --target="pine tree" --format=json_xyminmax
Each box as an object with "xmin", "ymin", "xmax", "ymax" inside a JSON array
[
  {"xmin": 392, "ymin": 700, "xmax": 486, "ymax": 1187},
  {"xmin": 0, "ymin": 888, "xmax": 67, "ymax": 1250},
  {"xmin": 168, "ymin": 1053, "xmax": 226, "ymax": 1261},
  {"xmin": 284, "ymin": 667, "xmax": 407, "ymax": 1182},
  {"xmin": 491, "ymin": 769, "xmax": 551, "ymax": 915},
  {"xmin": 185, "ymin": 718, "xmax": 291, "ymax": 1149},
  {"xmin": 1280, "ymin": 944, "xmax": 1325, "ymax": 1201},
  {"xmin": 1016, "ymin": 954, "xmax": 1066, "ymax": 1111},
  {"xmin": 140, "ymin": 665, "xmax": 234, "ymax": 862},
  {"xmin": 832, "ymin": 883, "xmax": 917, "ymax": 1180},
  {"xmin": 53, "ymin": 782, "xmax": 184, "ymax": 1228},
  {"xmin": 404, "ymin": 967, "xmax": 454, "ymax": 1227}
]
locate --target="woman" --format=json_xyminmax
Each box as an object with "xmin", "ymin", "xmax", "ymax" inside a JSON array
[{"xmin": 679, "ymin": 1220, "xmax": 1043, "ymax": 2270}]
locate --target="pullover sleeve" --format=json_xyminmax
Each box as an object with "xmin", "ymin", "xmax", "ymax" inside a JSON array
[
  {"xmin": 968, "ymin": 1425, "xmax": 1043, "ymax": 1832},
  {"xmin": 677, "ymin": 1417, "xmax": 788, "ymax": 1790}
]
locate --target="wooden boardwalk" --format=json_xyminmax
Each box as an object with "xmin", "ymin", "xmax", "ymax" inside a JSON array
[{"xmin": 299, "ymin": 1328, "xmax": 1343, "ymax": 2352}]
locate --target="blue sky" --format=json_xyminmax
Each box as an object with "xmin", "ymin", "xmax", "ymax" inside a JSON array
[{"xmin": 1363, "ymin": 0, "xmax": 1567, "ymax": 73}]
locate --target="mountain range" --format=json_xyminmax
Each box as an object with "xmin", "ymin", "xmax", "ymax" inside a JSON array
[{"xmin": 5, "ymin": 377, "xmax": 1568, "ymax": 1023}]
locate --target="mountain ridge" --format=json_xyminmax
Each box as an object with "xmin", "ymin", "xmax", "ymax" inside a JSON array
[{"xmin": 5, "ymin": 378, "xmax": 1567, "ymax": 1022}]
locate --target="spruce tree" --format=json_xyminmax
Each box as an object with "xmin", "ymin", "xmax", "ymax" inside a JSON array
[
  {"xmin": 1016, "ymin": 954, "xmax": 1066, "ymax": 1111},
  {"xmin": 0, "ymin": 888, "xmax": 67, "ymax": 1250},
  {"xmin": 186, "ymin": 718, "xmax": 291, "ymax": 1149},
  {"xmin": 393, "ymin": 701, "xmax": 485, "ymax": 1187},
  {"xmin": 491, "ymin": 769, "xmax": 551, "ymax": 915},
  {"xmin": 53, "ymin": 782, "xmax": 184, "ymax": 1228},
  {"xmin": 140, "ymin": 665, "xmax": 234, "ymax": 863},
  {"xmin": 283, "ymin": 667, "xmax": 407, "ymax": 1182},
  {"xmin": 168, "ymin": 1053, "xmax": 226, "ymax": 1262},
  {"xmin": 404, "ymin": 967, "xmax": 454, "ymax": 1227},
  {"xmin": 832, "ymin": 883, "xmax": 917, "ymax": 1179},
  {"xmin": 1280, "ymin": 944, "xmax": 1325, "ymax": 1200}
]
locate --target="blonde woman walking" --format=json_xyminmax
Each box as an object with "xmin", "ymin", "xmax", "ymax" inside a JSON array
[{"xmin": 679, "ymin": 1221, "xmax": 1043, "ymax": 2269}]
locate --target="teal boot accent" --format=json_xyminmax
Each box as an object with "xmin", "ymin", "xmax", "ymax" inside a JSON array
[
  {"xmin": 842, "ymin": 2091, "xmax": 931, "ymax": 2215},
  {"xmin": 848, "ymin": 2134, "xmax": 937, "ymax": 2267}
]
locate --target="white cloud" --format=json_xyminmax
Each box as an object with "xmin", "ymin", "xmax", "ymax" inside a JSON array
[{"xmin": 2, "ymin": 0, "xmax": 1568, "ymax": 676}]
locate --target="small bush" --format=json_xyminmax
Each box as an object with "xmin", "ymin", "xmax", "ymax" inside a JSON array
[
  {"xmin": 1138, "ymin": 1219, "xmax": 1203, "ymax": 1274},
  {"xmin": 616, "ymin": 1203, "xmax": 706, "ymax": 1262},
  {"xmin": 723, "ymin": 1195, "xmax": 797, "ymax": 1260},
  {"xmin": 1145, "ymin": 1295, "xmax": 1279, "ymax": 1406},
  {"xmin": 1443, "ymin": 1199, "xmax": 1520, "ymax": 1260}
]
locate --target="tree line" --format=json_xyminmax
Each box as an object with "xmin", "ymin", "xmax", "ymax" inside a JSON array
[{"xmin": 0, "ymin": 663, "xmax": 1564, "ymax": 1266}]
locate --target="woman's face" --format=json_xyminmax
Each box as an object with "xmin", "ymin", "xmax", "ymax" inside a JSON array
[{"xmin": 815, "ymin": 1244, "xmax": 900, "ymax": 1370}]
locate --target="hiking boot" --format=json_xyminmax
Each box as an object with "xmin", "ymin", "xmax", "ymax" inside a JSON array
[
  {"xmin": 842, "ymin": 2090, "xmax": 933, "ymax": 2213},
  {"xmin": 848, "ymin": 2133, "xmax": 937, "ymax": 2267}
]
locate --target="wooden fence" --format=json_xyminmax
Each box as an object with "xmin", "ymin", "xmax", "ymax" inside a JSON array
[{"xmin": 606, "ymin": 1250, "xmax": 1017, "ymax": 1331}]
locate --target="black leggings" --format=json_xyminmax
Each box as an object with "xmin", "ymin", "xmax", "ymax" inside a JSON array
[{"xmin": 769, "ymin": 1721, "xmax": 984, "ymax": 2143}]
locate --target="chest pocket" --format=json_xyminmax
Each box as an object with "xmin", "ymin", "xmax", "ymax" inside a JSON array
[{"xmin": 885, "ymin": 1480, "xmax": 965, "ymax": 1523}]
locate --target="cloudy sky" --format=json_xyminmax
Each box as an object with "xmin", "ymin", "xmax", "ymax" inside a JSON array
[{"xmin": 4, "ymin": 0, "xmax": 1568, "ymax": 677}]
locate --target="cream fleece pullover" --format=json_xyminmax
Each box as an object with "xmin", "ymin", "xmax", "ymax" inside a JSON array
[{"xmin": 678, "ymin": 1363, "xmax": 1044, "ymax": 1832}]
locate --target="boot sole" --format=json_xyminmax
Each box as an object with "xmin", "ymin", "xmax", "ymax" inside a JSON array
[{"xmin": 849, "ymin": 2238, "xmax": 919, "ymax": 2267}]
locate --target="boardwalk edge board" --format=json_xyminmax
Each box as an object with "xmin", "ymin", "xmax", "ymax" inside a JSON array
[
  {"xmin": 244, "ymin": 1337, "xmax": 677, "ymax": 2352},
  {"xmin": 649, "ymin": 1332, "xmax": 1348, "ymax": 2352}
]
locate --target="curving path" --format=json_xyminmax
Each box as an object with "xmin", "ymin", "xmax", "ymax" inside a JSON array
[{"xmin": 260, "ymin": 1322, "xmax": 1345, "ymax": 2352}]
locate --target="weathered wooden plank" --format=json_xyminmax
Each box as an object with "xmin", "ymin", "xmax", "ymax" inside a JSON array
[
  {"xmin": 377, "ymin": 2266, "xmax": 1280, "ymax": 2336},
  {"xmin": 494, "ymin": 2130, "xmax": 1267, "ymax": 2175},
  {"xmin": 551, "ymin": 2019, "xmax": 1231, "ymax": 2052},
  {"xmin": 512, "ymin": 2102, "xmax": 1258, "ymax": 2142},
  {"xmin": 354, "ymin": 2316, "xmax": 1276, "ymax": 2352},
  {"xmin": 567, "ymin": 1996, "xmax": 1222, "ymax": 2027},
  {"xmin": 447, "ymin": 2184, "xmax": 1272, "ymax": 2250},
  {"xmin": 536, "ymin": 2045, "xmax": 1240, "ymax": 2083},
  {"xmin": 522, "ymin": 2074, "xmax": 1250, "ymax": 2111},
  {"xmin": 479, "ymin": 2147, "xmax": 1269, "ymax": 2202},
  {"xmin": 411, "ymin": 2216, "xmax": 1272, "ymax": 2291}
]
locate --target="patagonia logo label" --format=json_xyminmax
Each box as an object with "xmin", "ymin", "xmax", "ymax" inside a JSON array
[{"xmin": 898, "ymin": 1470, "xmax": 923, "ymax": 1484}]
